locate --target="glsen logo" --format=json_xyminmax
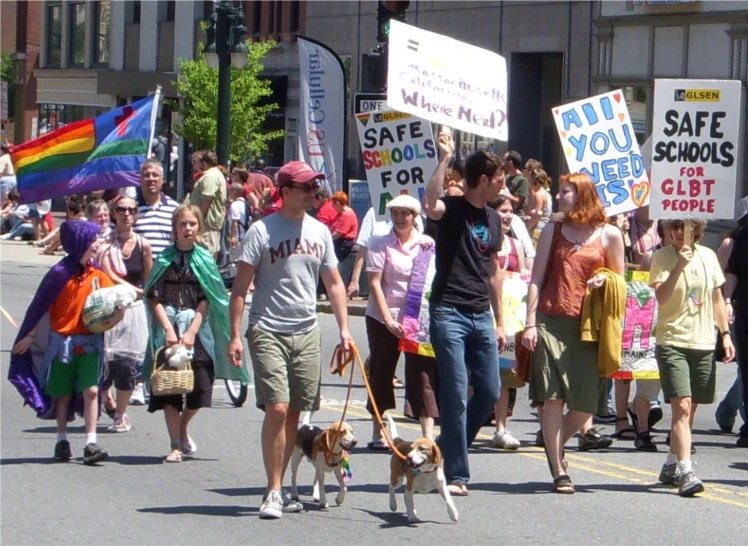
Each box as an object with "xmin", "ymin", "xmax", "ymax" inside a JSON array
[{"xmin": 674, "ymin": 89, "xmax": 721, "ymax": 102}]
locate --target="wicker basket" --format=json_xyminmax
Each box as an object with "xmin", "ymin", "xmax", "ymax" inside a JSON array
[
  {"xmin": 150, "ymin": 347, "xmax": 194, "ymax": 396},
  {"xmin": 82, "ymin": 277, "xmax": 115, "ymax": 334}
]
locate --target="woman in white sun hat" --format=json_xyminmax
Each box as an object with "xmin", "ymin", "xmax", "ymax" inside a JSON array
[{"xmin": 364, "ymin": 194, "xmax": 439, "ymax": 449}]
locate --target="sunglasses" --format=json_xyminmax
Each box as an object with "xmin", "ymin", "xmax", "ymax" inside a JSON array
[
  {"xmin": 287, "ymin": 183, "xmax": 319, "ymax": 193},
  {"xmin": 115, "ymin": 206, "xmax": 137, "ymax": 215}
]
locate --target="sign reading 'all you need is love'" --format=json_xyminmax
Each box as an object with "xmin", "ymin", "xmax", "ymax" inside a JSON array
[
  {"xmin": 387, "ymin": 20, "xmax": 508, "ymax": 141},
  {"xmin": 552, "ymin": 90, "xmax": 649, "ymax": 217},
  {"xmin": 649, "ymin": 79, "xmax": 742, "ymax": 220}
]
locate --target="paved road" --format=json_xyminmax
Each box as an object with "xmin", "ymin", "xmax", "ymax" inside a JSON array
[{"xmin": 1, "ymin": 240, "xmax": 746, "ymax": 545}]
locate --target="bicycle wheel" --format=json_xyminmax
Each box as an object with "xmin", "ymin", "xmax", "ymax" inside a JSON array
[{"xmin": 224, "ymin": 379, "xmax": 248, "ymax": 407}]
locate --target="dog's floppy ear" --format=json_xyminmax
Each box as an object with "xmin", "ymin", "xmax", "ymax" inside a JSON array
[
  {"xmin": 318, "ymin": 429, "xmax": 332, "ymax": 453},
  {"xmin": 432, "ymin": 441, "xmax": 442, "ymax": 467}
]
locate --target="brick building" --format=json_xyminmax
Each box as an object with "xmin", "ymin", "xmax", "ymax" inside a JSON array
[{"xmin": 1, "ymin": 0, "xmax": 42, "ymax": 146}]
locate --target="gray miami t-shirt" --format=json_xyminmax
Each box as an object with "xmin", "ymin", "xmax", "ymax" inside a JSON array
[{"xmin": 239, "ymin": 212, "xmax": 338, "ymax": 334}]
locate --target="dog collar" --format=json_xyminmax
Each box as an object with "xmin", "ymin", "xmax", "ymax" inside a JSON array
[
  {"xmin": 326, "ymin": 451, "xmax": 346, "ymax": 468},
  {"xmin": 409, "ymin": 464, "xmax": 438, "ymax": 476}
]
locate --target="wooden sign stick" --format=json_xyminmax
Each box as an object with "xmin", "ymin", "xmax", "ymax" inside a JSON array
[{"xmin": 684, "ymin": 220, "xmax": 693, "ymax": 247}]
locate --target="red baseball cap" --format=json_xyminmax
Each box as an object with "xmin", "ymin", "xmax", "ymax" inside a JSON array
[{"xmin": 276, "ymin": 161, "xmax": 325, "ymax": 188}]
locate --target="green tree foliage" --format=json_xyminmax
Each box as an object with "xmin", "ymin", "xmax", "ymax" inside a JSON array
[
  {"xmin": 1, "ymin": 53, "xmax": 14, "ymax": 121},
  {"xmin": 170, "ymin": 41, "xmax": 284, "ymax": 163}
]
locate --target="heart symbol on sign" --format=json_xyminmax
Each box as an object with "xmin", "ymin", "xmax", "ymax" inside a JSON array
[
  {"xmin": 618, "ymin": 113, "xmax": 625, "ymax": 122},
  {"xmin": 554, "ymin": 109, "xmax": 559, "ymax": 115},
  {"xmin": 613, "ymin": 92, "xmax": 621, "ymax": 103},
  {"xmin": 565, "ymin": 147, "xmax": 574, "ymax": 157},
  {"xmin": 560, "ymin": 130, "xmax": 567, "ymax": 138},
  {"xmin": 632, "ymin": 182, "xmax": 650, "ymax": 207}
]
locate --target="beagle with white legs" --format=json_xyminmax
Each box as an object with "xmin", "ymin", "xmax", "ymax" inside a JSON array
[
  {"xmin": 386, "ymin": 416, "xmax": 458, "ymax": 524},
  {"xmin": 290, "ymin": 418, "xmax": 357, "ymax": 509}
]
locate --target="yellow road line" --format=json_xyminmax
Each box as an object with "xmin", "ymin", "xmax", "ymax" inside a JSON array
[
  {"xmin": 321, "ymin": 403, "xmax": 748, "ymax": 510},
  {"xmin": 0, "ymin": 306, "xmax": 18, "ymax": 328}
]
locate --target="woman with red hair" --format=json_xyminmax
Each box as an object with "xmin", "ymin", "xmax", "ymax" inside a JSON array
[
  {"xmin": 329, "ymin": 191, "xmax": 359, "ymax": 262},
  {"xmin": 522, "ymin": 173, "xmax": 624, "ymax": 493}
]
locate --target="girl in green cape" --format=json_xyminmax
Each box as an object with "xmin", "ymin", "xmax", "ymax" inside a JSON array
[{"xmin": 144, "ymin": 204, "xmax": 249, "ymax": 463}]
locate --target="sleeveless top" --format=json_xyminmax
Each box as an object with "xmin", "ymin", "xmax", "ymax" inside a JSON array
[
  {"xmin": 497, "ymin": 236, "xmax": 520, "ymax": 272},
  {"xmin": 537, "ymin": 223, "xmax": 605, "ymax": 319},
  {"xmin": 122, "ymin": 236, "xmax": 145, "ymax": 288}
]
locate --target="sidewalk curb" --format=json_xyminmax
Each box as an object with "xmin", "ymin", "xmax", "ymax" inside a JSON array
[{"xmin": 317, "ymin": 301, "xmax": 367, "ymax": 316}]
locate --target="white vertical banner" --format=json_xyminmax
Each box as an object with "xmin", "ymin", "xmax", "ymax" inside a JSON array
[{"xmin": 297, "ymin": 37, "xmax": 347, "ymax": 192}]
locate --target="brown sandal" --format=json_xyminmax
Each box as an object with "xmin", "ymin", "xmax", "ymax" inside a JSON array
[
  {"xmin": 552, "ymin": 474, "xmax": 575, "ymax": 494},
  {"xmin": 448, "ymin": 482, "xmax": 469, "ymax": 496}
]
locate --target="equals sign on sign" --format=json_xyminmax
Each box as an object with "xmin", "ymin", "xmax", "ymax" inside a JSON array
[{"xmin": 407, "ymin": 40, "xmax": 419, "ymax": 52}]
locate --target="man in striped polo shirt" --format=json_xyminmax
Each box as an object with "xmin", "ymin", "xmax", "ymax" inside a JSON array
[
  {"xmin": 134, "ymin": 159, "xmax": 178, "ymax": 258},
  {"xmin": 129, "ymin": 158, "xmax": 178, "ymax": 405}
]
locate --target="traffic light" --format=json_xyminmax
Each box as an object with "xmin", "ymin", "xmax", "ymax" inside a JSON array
[
  {"xmin": 362, "ymin": 43, "xmax": 388, "ymax": 92},
  {"xmin": 377, "ymin": 1, "xmax": 409, "ymax": 43}
]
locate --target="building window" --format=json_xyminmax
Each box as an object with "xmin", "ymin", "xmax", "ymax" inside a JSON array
[
  {"xmin": 38, "ymin": 104, "xmax": 84, "ymax": 135},
  {"xmin": 166, "ymin": 0, "xmax": 176, "ymax": 22},
  {"xmin": 252, "ymin": 1, "xmax": 261, "ymax": 35},
  {"xmin": 94, "ymin": 1, "xmax": 110, "ymax": 65},
  {"xmin": 132, "ymin": 0, "xmax": 141, "ymax": 23},
  {"xmin": 69, "ymin": 2, "xmax": 86, "ymax": 66},
  {"xmin": 621, "ymin": 86, "xmax": 650, "ymax": 145},
  {"xmin": 268, "ymin": 1, "xmax": 275, "ymax": 34},
  {"xmin": 46, "ymin": 3, "xmax": 62, "ymax": 67},
  {"xmin": 291, "ymin": 1, "xmax": 300, "ymax": 33}
]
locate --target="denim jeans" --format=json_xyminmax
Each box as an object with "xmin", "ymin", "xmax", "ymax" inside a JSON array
[
  {"xmin": 430, "ymin": 303, "xmax": 500, "ymax": 484},
  {"xmin": 728, "ymin": 317, "xmax": 748, "ymax": 437}
]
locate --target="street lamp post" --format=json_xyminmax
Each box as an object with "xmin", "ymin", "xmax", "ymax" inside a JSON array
[{"xmin": 203, "ymin": 1, "xmax": 249, "ymax": 167}]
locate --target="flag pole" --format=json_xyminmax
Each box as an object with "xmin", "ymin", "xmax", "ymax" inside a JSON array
[{"xmin": 146, "ymin": 86, "xmax": 163, "ymax": 159}]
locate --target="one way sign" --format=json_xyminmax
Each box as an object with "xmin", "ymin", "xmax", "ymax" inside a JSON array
[{"xmin": 354, "ymin": 93, "xmax": 387, "ymax": 115}]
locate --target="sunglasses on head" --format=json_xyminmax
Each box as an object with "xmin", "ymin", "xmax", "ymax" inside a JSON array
[{"xmin": 115, "ymin": 206, "xmax": 137, "ymax": 215}]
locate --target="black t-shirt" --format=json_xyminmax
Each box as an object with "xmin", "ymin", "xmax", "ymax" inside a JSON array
[
  {"xmin": 726, "ymin": 226, "xmax": 748, "ymax": 313},
  {"xmin": 429, "ymin": 196, "xmax": 502, "ymax": 312}
]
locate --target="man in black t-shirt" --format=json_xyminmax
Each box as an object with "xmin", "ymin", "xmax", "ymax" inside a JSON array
[
  {"xmin": 422, "ymin": 129, "xmax": 507, "ymax": 495},
  {"xmin": 502, "ymin": 150, "xmax": 529, "ymax": 213},
  {"xmin": 722, "ymin": 225, "xmax": 748, "ymax": 448}
]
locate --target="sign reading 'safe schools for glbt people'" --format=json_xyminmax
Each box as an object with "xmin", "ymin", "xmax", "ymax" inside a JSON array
[
  {"xmin": 355, "ymin": 109, "xmax": 437, "ymax": 221},
  {"xmin": 649, "ymin": 79, "xmax": 742, "ymax": 220},
  {"xmin": 552, "ymin": 90, "xmax": 649, "ymax": 217}
]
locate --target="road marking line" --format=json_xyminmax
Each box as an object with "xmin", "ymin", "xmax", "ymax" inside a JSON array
[
  {"xmin": 1, "ymin": 306, "xmax": 18, "ymax": 328},
  {"xmin": 321, "ymin": 403, "xmax": 748, "ymax": 510}
]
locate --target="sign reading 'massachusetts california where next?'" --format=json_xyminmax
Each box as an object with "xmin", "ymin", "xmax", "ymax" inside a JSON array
[{"xmin": 386, "ymin": 20, "xmax": 508, "ymax": 142}]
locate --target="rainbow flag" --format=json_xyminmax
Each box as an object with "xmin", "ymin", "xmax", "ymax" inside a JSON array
[{"xmin": 11, "ymin": 93, "xmax": 160, "ymax": 204}]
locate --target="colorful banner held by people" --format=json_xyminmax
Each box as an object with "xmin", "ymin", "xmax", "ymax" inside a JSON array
[
  {"xmin": 649, "ymin": 79, "xmax": 742, "ymax": 220},
  {"xmin": 386, "ymin": 20, "xmax": 508, "ymax": 142},
  {"xmin": 611, "ymin": 270, "xmax": 659, "ymax": 380},
  {"xmin": 498, "ymin": 272, "xmax": 529, "ymax": 371},
  {"xmin": 355, "ymin": 108, "xmax": 437, "ymax": 221},
  {"xmin": 552, "ymin": 90, "xmax": 649, "ymax": 217},
  {"xmin": 399, "ymin": 246, "xmax": 436, "ymax": 357},
  {"xmin": 297, "ymin": 37, "xmax": 347, "ymax": 192}
]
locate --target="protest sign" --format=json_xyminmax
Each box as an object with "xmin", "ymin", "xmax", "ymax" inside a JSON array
[
  {"xmin": 355, "ymin": 108, "xmax": 437, "ymax": 221},
  {"xmin": 400, "ymin": 247, "xmax": 436, "ymax": 357},
  {"xmin": 610, "ymin": 271, "xmax": 659, "ymax": 380},
  {"xmin": 649, "ymin": 79, "xmax": 742, "ymax": 220},
  {"xmin": 387, "ymin": 20, "xmax": 508, "ymax": 142},
  {"xmin": 499, "ymin": 272, "xmax": 529, "ymax": 371},
  {"xmin": 552, "ymin": 90, "xmax": 649, "ymax": 217}
]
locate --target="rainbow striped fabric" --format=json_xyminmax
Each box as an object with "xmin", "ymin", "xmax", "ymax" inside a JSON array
[{"xmin": 11, "ymin": 94, "xmax": 159, "ymax": 204}]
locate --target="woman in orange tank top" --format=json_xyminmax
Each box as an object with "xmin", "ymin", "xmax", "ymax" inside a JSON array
[{"xmin": 522, "ymin": 174, "xmax": 625, "ymax": 494}]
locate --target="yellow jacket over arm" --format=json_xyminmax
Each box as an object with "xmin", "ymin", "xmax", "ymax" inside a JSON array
[{"xmin": 581, "ymin": 267, "xmax": 627, "ymax": 377}]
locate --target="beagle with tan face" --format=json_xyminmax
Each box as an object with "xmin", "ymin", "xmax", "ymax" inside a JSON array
[
  {"xmin": 388, "ymin": 435, "xmax": 459, "ymax": 524},
  {"xmin": 291, "ymin": 420, "xmax": 357, "ymax": 509}
]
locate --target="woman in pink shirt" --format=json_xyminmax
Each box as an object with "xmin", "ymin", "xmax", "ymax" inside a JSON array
[{"xmin": 365, "ymin": 195, "xmax": 439, "ymax": 448}]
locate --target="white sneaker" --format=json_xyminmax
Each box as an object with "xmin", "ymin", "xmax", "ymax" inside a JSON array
[
  {"xmin": 259, "ymin": 490, "xmax": 284, "ymax": 519},
  {"xmin": 129, "ymin": 383, "xmax": 145, "ymax": 406},
  {"xmin": 492, "ymin": 430, "xmax": 521, "ymax": 450},
  {"xmin": 0, "ymin": 234, "xmax": 12, "ymax": 240}
]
